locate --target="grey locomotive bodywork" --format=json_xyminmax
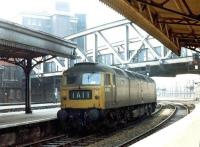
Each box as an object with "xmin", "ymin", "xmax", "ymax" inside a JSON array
[{"xmin": 104, "ymin": 66, "xmax": 156, "ymax": 109}]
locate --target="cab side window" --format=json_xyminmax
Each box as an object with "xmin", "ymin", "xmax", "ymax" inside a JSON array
[
  {"xmin": 62, "ymin": 75, "xmax": 67, "ymax": 85},
  {"xmin": 104, "ymin": 74, "xmax": 111, "ymax": 85}
]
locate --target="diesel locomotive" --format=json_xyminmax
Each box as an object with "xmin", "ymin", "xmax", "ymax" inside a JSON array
[{"xmin": 57, "ymin": 62, "xmax": 157, "ymax": 130}]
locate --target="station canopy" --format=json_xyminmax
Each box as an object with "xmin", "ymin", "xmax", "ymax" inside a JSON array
[
  {"xmin": 0, "ymin": 19, "xmax": 76, "ymax": 114},
  {"xmin": 0, "ymin": 19, "xmax": 76, "ymax": 60},
  {"xmin": 100, "ymin": 0, "xmax": 200, "ymax": 55}
]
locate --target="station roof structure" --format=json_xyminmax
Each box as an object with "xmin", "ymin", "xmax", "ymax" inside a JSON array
[
  {"xmin": 100, "ymin": 0, "xmax": 200, "ymax": 56},
  {"xmin": 0, "ymin": 19, "xmax": 76, "ymax": 59},
  {"xmin": 0, "ymin": 19, "xmax": 76, "ymax": 114}
]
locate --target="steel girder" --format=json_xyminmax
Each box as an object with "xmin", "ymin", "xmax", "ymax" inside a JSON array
[{"xmin": 65, "ymin": 19, "xmax": 173, "ymax": 67}]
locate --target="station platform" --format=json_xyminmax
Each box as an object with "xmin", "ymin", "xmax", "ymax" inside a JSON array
[
  {"xmin": 0, "ymin": 108, "xmax": 59, "ymax": 129},
  {"xmin": 157, "ymin": 97, "xmax": 196, "ymax": 101},
  {"xmin": 0, "ymin": 103, "xmax": 59, "ymax": 110},
  {"xmin": 0, "ymin": 103, "xmax": 60, "ymax": 113},
  {"xmin": 132, "ymin": 102, "xmax": 200, "ymax": 147}
]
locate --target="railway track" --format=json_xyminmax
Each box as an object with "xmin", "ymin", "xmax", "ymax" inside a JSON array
[
  {"xmin": 21, "ymin": 134, "xmax": 103, "ymax": 147},
  {"xmin": 117, "ymin": 103, "xmax": 192, "ymax": 147},
  {"xmin": 19, "ymin": 104, "xmax": 163, "ymax": 147},
  {"xmin": 19, "ymin": 103, "xmax": 193, "ymax": 147}
]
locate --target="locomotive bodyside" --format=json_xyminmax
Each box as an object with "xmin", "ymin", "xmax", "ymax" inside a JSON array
[{"xmin": 104, "ymin": 67, "xmax": 156, "ymax": 109}]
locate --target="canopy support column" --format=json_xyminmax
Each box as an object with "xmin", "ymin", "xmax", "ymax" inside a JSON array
[
  {"xmin": 0, "ymin": 56, "xmax": 56, "ymax": 114},
  {"xmin": 23, "ymin": 58, "xmax": 32, "ymax": 114}
]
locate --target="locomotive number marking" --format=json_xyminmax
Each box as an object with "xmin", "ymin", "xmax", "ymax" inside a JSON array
[{"xmin": 69, "ymin": 90, "xmax": 92, "ymax": 99}]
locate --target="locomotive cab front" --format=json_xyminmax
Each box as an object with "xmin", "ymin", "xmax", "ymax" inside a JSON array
[
  {"xmin": 58, "ymin": 66, "xmax": 114, "ymax": 125},
  {"xmin": 61, "ymin": 71, "xmax": 108, "ymax": 109}
]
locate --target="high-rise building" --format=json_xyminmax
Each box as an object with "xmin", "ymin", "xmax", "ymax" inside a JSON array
[
  {"xmin": 20, "ymin": 1, "xmax": 86, "ymax": 48},
  {"xmin": 19, "ymin": 1, "xmax": 87, "ymax": 73}
]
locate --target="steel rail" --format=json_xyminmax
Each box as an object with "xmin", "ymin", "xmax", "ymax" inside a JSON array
[
  {"xmin": 21, "ymin": 134, "xmax": 98, "ymax": 147},
  {"xmin": 117, "ymin": 104, "xmax": 177, "ymax": 147},
  {"xmin": 183, "ymin": 104, "xmax": 190, "ymax": 115},
  {"xmin": 20, "ymin": 134, "xmax": 66, "ymax": 147},
  {"xmin": 151, "ymin": 103, "xmax": 163, "ymax": 115}
]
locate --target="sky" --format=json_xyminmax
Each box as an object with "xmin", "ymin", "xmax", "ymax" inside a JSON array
[
  {"xmin": 0, "ymin": 0, "xmax": 53, "ymax": 20},
  {"xmin": 70, "ymin": 0, "xmax": 124, "ymax": 28},
  {"xmin": 0, "ymin": 0, "xmax": 124, "ymax": 28}
]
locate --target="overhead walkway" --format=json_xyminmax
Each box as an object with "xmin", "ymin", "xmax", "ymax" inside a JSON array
[
  {"xmin": 127, "ymin": 56, "xmax": 199, "ymax": 76},
  {"xmin": 0, "ymin": 19, "xmax": 76, "ymax": 113},
  {"xmin": 100, "ymin": 0, "xmax": 200, "ymax": 56},
  {"xmin": 65, "ymin": 19, "xmax": 131, "ymax": 40},
  {"xmin": 64, "ymin": 19, "xmax": 199, "ymax": 76}
]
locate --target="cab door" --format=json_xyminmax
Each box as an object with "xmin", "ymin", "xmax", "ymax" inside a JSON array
[
  {"xmin": 112, "ymin": 74, "xmax": 116, "ymax": 104},
  {"xmin": 104, "ymin": 73, "xmax": 114, "ymax": 108}
]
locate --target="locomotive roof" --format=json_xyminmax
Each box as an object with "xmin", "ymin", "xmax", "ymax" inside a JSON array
[
  {"xmin": 64, "ymin": 62, "xmax": 155, "ymax": 83},
  {"xmin": 64, "ymin": 62, "xmax": 116, "ymax": 74}
]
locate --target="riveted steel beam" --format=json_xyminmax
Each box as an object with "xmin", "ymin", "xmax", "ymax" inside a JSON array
[
  {"xmin": 124, "ymin": 25, "xmax": 129, "ymax": 61},
  {"xmin": 130, "ymin": 24, "xmax": 160, "ymax": 59},
  {"xmin": 96, "ymin": 31, "xmax": 125, "ymax": 64},
  {"xmin": 93, "ymin": 33, "xmax": 98, "ymax": 62},
  {"xmin": 134, "ymin": 0, "xmax": 200, "ymax": 21},
  {"xmin": 64, "ymin": 19, "xmax": 131, "ymax": 40},
  {"xmin": 157, "ymin": 18, "xmax": 200, "ymax": 26},
  {"xmin": 75, "ymin": 48, "xmax": 90, "ymax": 62}
]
